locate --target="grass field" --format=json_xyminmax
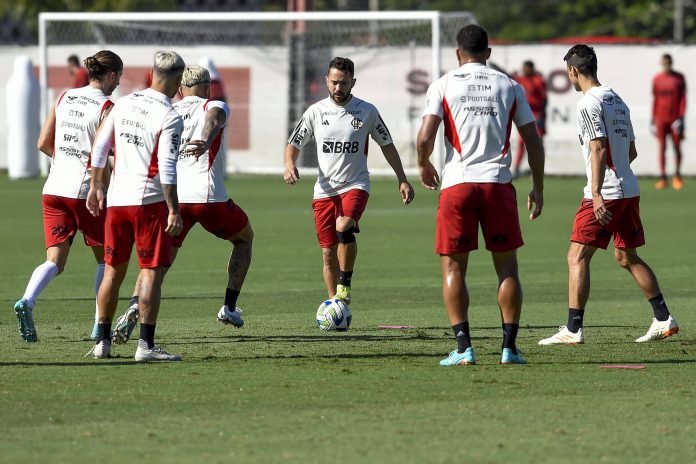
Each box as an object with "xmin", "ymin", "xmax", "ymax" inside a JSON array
[{"xmin": 0, "ymin": 173, "xmax": 694, "ymax": 464}]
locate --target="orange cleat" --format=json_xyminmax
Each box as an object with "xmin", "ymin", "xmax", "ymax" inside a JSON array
[
  {"xmin": 655, "ymin": 178, "xmax": 668, "ymax": 189},
  {"xmin": 672, "ymin": 175, "xmax": 683, "ymax": 190}
]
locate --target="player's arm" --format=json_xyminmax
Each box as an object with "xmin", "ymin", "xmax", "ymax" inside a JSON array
[
  {"xmin": 186, "ymin": 107, "xmax": 227, "ymax": 159},
  {"xmin": 650, "ymin": 78, "xmax": 657, "ymax": 134},
  {"xmin": 159, "ymin": 114, "xmax": 184, "ymax": 236},
  {"xmin": 380, "ymin": 143, "xmax": 414, "ymax": 205},
  {"xmin": 416, "ymin": 114, "xmax": 442, "ymax": 190},
  {"xmin": 98, "ymin": 104, "xmax": 114, "ymax": 191},
  {"xmin": 284, "ymin": 114, "xmax": 312, "ymax": 185},
  {"xmin": 86, "ymin": 110, "xmax": 116, "ymax": 217},
  {"xmin": 518, "ymin": 122, "xmax": 545, "ymax": 219},
  {"xmin": 37, "ymin": 104, "xmax": 57, "ymax": 157},
  {"xmin": 283, "ymin": 144, "xmax": 300, "ymax": 184},
  {"xmin": 629, "ymin": 141, "xmax": 638, "ymax": 163},
  {"xmin": 589, "ymin": 137, "xmax": 612, "ymax": 225}
]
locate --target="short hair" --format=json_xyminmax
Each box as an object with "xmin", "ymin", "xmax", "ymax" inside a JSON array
[
  {"xmin": 83, "ymin": 50, "xmax": 123, "ymax": 81},
  {"xmin": 457, "ymin": 24, "xmax": 489, "ymax": 54},
  {"xmin": 563, "ymin": 44, "xmax": 598, "ymax": 77},
  {"xmin": 662, "ymin": 53, "xmax": 673, "ymax": 62},
  {"xmin": 67, "ymin": 55, "xmax": 80, "ymax": 67},
  {"xmin": 154, "ymin": 51, "xmax": 185, "ymax": 76},
  {"xmin": 327, "ymin": 57, "xmax": 354, "ymax": 77},
  {"xmin": 181, "ymin": 65, "xmax": 210, "ymax": 87},
  {"xmin": 523, "ymin": 60, "xmax": 534, "ymax": 68}
]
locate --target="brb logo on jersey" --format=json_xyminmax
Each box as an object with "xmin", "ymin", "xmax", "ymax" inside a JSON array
[{"xmin": 322, "ymin": 139, "xmax": 359, "ymax": 154}]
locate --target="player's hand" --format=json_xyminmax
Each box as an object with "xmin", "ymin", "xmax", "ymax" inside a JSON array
[
  {"xmin": 399, "ymin": 181, "xmax": 415, "ymax": 205},
  {"xmin": 165, "ymin": 212, "xmax": 183, "ymax": 236},
  {"xmin": 672, "ymin": 118, "xmax": 685, "ymax": 139},
  {"xmin": 284, "ymin": 164, "xmax": 300, "ymax": 185},
  {"xmin": 419, "ymin": 162, "xmax": 440, "ymax": 190},
  {"xmin": 527, "ymin": 187, "xmax": 543, "ymax": 220},
  {"xmin": 86, "ymin": 186, "xmax": 104, "ymax": 217},
  {"xmin": 592, "ymin": 195, "xmax": 612, "ymax": 225},
  {"xmin": 185, "ymin": 139, "xmax": 209, "ymax": 160}
]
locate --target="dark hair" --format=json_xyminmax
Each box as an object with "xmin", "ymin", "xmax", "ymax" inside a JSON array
[
  {"xmin": 662, "ymin": 53, "xmax": 673, "ymax": 62},
  {"xmin": 84, "ymin": 50, "xmax": 123, "ymax": 81},
  {"xmin": 523, "ymin": 60, "xmax": 534, "ymax": 68},
  {"xmin": 563, "ymin": 44, "xmax": 597, "ymax": 77},
  {"xmin": 456, "ymin": 24, "xmax": 489, "ymax": 54},
  {"xmin": 328, "ymin": 57, "xmax": 355, "ymax": 77},
  {"xmin": 67, "ymin": 55, "xmax": 80, "ymax": 67}
]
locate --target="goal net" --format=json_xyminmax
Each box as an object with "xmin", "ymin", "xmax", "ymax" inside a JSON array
[{"xmin": 39, "ymin": 11, "xmax": 475, "ymax": 174}]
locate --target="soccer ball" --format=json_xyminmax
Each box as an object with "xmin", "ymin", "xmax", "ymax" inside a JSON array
[{"xmin": 316, "ymin": 299, "xmax": 352, "ymax": 331}]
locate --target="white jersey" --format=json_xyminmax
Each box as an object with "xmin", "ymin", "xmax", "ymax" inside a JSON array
[
  {"xmin": 423, "ymin": 62, "xmax": 535, "ymax": 189},
  {"xmin": 576, "ymin": 85, "xmax": 639, "ymax": 200},
  {"xmin": 42, "ymin": 86, "xmax": 113, "ymax": 199},
  {"xmin": 91, "ymin": 88, "xmax": 183, "ymax": 207},
  {"xmin": 174, "ymin": 96, "xmax": 230, "ymax": 203},
  {"xmin": 288, "ymin": 96, "xmax": 393, "ymax": 199}
]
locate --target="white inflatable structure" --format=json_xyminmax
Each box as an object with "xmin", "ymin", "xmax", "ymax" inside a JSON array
[{"xmin": 6, "ymin": 55, "xmax": 41, "ymax": 179}]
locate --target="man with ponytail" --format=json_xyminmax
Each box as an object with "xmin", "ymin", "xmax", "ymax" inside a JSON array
[{"xmin": 13, "ymin": 50, "xmax": 123, "ymax": 342}]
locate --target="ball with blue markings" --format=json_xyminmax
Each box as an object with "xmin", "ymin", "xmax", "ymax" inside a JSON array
[{"xmin": 316, "ymin": 298, "xmax": 352, "ymax": 331}]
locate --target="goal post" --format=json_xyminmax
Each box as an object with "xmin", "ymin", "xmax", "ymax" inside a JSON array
[{"xmin": 39, "ymin": 11, "xmax": 475, "ymax": 174}]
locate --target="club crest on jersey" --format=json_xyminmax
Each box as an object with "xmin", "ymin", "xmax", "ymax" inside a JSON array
[
  {"xmin": 66, "ymin": 95, "xmax": 78, "ymax": 104},
  {"xmin": 351, "ymin": 118, "xmax": 363, "ymax": 130},
  {"xmin": 603, "ymin": 95, "xmax": 615, "ymax": 105}
]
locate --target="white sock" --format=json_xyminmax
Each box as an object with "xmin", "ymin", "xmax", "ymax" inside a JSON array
[
  {"xmin": 94, "ymin": 263, "xmax": 105, "ymax": 323},
  {"xmin": 22, "ymin": 261, "xmax": 59, "ymax": 309}
]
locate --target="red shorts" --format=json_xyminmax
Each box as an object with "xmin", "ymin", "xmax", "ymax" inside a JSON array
[
  {"xmin": 104, "ymin": 202, "xmax": 172, "ymax": 268},
  {"xmin": 42, "ymin": 194, "xmax": 104, "ymax": 248},
  {"xmin": 655, "ymin": 119, "xmax": 682, "ymax": 143},
  {"xmin": 436, "ymin": 183, "xmax": 523, "ymax": 254},
  {"xmin": 173, "ymin": 199, "xmax": 249, "ymax": 247},
  {"xmin": 571, "ymin": 197, "xmax": 645, "ymax": 250},
  {"xmin": 312, "ymin": 189, "xmax": 369, "ymax": 248}
]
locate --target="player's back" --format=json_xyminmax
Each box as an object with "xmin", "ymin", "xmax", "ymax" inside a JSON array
[
  {"xmin": 426, "ymin": 62, "xmax": 534, "ymax": 188},
  {"xmin": 107, "ymin": 88, "xmax": 182, "ymax": 206},
  {"xmin": 173, "ymin": 96, "xmax": 229, "ymax": 203},
  {"xmin": 43, "ymin": 85, "xmax": 112, "ymax": 199},
  {"xmin": 577, "ymin": 86, "xmax": 639, "ymax": 199}
]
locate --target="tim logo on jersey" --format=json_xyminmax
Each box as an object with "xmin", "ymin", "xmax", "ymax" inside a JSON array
[{"xmin": 323, "ymin": 139, "xmax": 359, "ymax": 154}]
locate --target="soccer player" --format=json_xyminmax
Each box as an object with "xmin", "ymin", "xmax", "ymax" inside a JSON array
[
  {"xmin": 13, "ymin": 51, "xmax": 122, "ymax": 342},
  {"xmin": 539, "ymin": 45, "xmax": 679, "ymax": 346},
  {"xmin": 651, "ymin": 54, "xmax": 686, "ymax": 190},
  {"xmin": 110, "ymin": 65, "xmax": 252, "ymax": 344},
  {"xmin": 416, "ymin": 25, "xmax": 545, "ymax": 366},
  {"xmin": 67, "ymin": 55, "xmax": 90, "ymax": 88},
  {"xmin": 283, "ymin": 57, "xmax": 414, "ymax": 306},
  {"xmin": 86, "ymin": 51, "xmax": 185, "ymax": 362},
  {"xmin": 513, "ymin": 60, "xmax": 547, "ymax": 178}
]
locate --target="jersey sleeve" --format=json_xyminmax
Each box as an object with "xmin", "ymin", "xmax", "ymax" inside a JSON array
[
  {"xmin": 511, "ymin": 81, "xmax": 536, "ymax": 127},
  {"xmin": 423, "ymin": 78, "xmax": 445, "ymax": 118},
  {"xmin": 678, "ymin": 73, "xmax": 687, "ymax": 118},
  {"xmin": 158, "ymin": 111, "xmax": 184, "ymax": 185},
  {"xmin": 90, "ymin": 109, "xmax": 115, "ymax": 169},
  {"xmin": 288, "ymin": 108, "xmax": 314, "ymax": 149},
  {"xmin": 204, "ymin": 100, "xmax": 230, "ymax": 127},
  {"xmin": 370, "ymin": 111, "xmax": 394, "ymax": 146},
  {"xmin": 578, "ymin": 96, "xmax": 606, "ymax": 141}
]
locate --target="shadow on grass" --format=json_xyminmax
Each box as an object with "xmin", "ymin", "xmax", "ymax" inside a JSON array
[{"xmin": 0, "ymin": 360, "xmax": 140, "ymax": 366}]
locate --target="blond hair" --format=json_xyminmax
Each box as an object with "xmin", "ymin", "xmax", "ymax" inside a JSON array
[
  {"xmin": 153, "ymin": 51, "xmax": 185, "ymax": 75},
  {"xmin": 181, "ymin": 65, "xmax": 211, "ymax": 87}
]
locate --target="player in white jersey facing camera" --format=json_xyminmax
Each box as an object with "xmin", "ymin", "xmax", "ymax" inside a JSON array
[
  {"xmin": 110, "ymin": 65, "xmax": 253, "ymax": 343},
  {"xmin": 86, "ymin": 51, "xmax": 185, "ymax": 362},
  {"xmin": 13, "ymin": 50, "xmax": 122, "ymax": 342},
  {"xmin": 539, "ymin": 45, "xmax": 679, "ymax": 346},
  {"xmin": 284, "ymin": 57, "xmax": 414, "ymax": 309},
  {"xmin": 417, "ymin": 25, "xmax": 545, "ymax": 366}
]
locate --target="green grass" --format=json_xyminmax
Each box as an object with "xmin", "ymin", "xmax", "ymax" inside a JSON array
[{"xmin": 0, "ymin": 174, "xmax": 694, "ymax": 464}]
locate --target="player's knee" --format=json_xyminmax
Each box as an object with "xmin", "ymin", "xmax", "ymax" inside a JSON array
[
  {"xmin": 321, "ymin": 246, "xmax": 337, "ymax": 265},
  {"xmin": 614, "ymin": 250, "xmax": 630, "ymax": 269},
  {"xmin": 232, "ymin": 223, "xmax": 254, "ymax": 246},
  {"xmin": 336, "ymin": 226, "xmax": 356, "ymax": 244},
  {"xmin": 335, "ymin": 216, "xmax": 355, "ymax": 232}
]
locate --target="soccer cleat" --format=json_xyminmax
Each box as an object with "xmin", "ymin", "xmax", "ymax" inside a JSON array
[
  {"xmin": 335, "ymin": 284, "xmax": 352, "ymax": 304},
  {"xmin": 217, "ymin": 305, "xmax": 244, "ymax": 327},
  {"xmin": 672, "ymin": 175, "xmax": 684, "ymax": 190},
  {"xmin": 635, "ymin": 316, "xmax": 679, "ymax": 343},
  {"xmin": 14, "ymin": 298, "xmax": 37, "ymax": 342},
  {"xmin": 538, "ymin": 326, "xmax": 585, "ymax": 345},
  {"xmin": 90, "ymin": 322, "xmax": 99, "ymax": 341},
  {"xmin": 439, "ymin": 347, "xmax": 476, "ymax": 366},
  {"xmin": 135, "ymin": 341, "xmax": 181, "ymax": 362},
  {"xmin": 89, "ymin": 339, "xmax": 111, "ymax": 359},
  {"xmin": 112, "ymin": 303, "xmax": 140, "ymax": 344},
  {"xmin": 500, "ymin": 348, "xmax": 527, "ymax": 365},
  {"xmin": 655, "ymin": 178, "xmax": 668, "ymax": 190}
]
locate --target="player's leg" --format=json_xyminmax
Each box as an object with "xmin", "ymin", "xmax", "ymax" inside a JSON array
[
  {"xmin": 655, "ymin": 121, "xmax": 669, "ymax": 189},
  {"xmin": 439, "ymin": 253, "xmax": 476, "ymax": 366},
  {"xmin": 335, "ymin": 215, "xmax": 357, "ymax": 303},
  {"xmin": 217, "ymin": 223, "xmax": 253, "ymax": 327},
  {"xmin": 89, "ymin": 246, "xmax": 106, "ymax": 340},
  {"xmin": 491, "ymin": 250, "xmax": 525, "ymax": 364},
  {"xmin": 670, "ymin": 125, "xmax": 683, "ymax": 189},
  {"xmin": 91, "ymin": 261, "xmax": 129, "ymax": 358},
  {"xmin": 313, "ymin": 196, "xmax": 341, "ymax": 298},
  {"xmin": 321, "ymin": 245, "xmax": 339, "ymax": 297}
]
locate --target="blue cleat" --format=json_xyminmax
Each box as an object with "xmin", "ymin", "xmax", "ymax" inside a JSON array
[
  {"xmin": 90, "ymin": 322, "xmax": 100, "ymax": 341},
  {"xmin": 439, "ymin": 347, "xmax": 476, "ymax": 366},
  {"xmin": 14, "ymin": 298, "xmax": 37, "ymax": 342},
  {"xmin": 500, "ymin": 348, "xmax": 527, "ymax": 365}
]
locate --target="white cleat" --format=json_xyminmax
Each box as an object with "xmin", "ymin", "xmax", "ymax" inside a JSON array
[
  {"xmin": 135, "ymin": 341, "xmax": 181, "ymax": 362},
  {"xmin": 635, "ymin": 316, "xmax": 679, "ymax": 343},
  {"xmin": 217, "ymin": 305, "xmax": 244, "ymax": 327},
  {"xmin": 538, "ymin": 326, "xmax": 585, "ymax": 345},
  {"xmin": 86, "ymin": 339, "xmax": 111, "ymax": 359}
]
